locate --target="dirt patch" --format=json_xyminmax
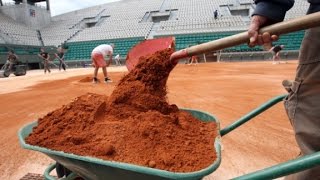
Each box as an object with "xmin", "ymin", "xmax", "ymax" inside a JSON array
[
  {"xmin": 78, "ymin": 76, "xmax": 93, "ymax": 83},
  {"xmin": 26, "ymin": 49, "xmax": 217, "ymax": 172}
]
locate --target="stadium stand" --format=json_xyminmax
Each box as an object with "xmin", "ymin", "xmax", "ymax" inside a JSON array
[
  {"xmin": 0, "ymin": 0, "xmax": 311, "ymax": 66},
  {"xmin": 285, "ymin": 0, "xmax": 309, "ymax": 20},
  {"xmin": 0, "ymin": 12, "xmax": 40, "ymax": 46},
  {"xmin": 70, "ymin": 21, "xmax": 152, "ymax": 41},
  {"xmin": 40, "ymin": 22, "xmax": 80, "ymax": 46},
  {"xmin": 156, "ymin": 16, "xmax": 247, "ymax": 36}
]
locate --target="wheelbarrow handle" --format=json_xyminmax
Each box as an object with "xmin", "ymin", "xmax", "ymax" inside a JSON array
[
  {"xmin": 233, "ymin": 151, "xmax": 320, "ymax": 180},
  {"xmin": 218, "ymin": 95, "xmax": 320, "ymax": 179},
  {"xmin": 170, "ymin": 11, "xmax": 320, "ymax": 64},
  {"xmin": 220, "ymin": 94, "xmax": 287, "ymax": 136},
  {"xmin": 44, "ymin": 163, "xmax": 57, "ymax": 180}
]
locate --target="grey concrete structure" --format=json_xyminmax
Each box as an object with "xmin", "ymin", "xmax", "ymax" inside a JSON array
[{"xmin": 0, "ymin": 2, "xmax": 51, "ymax": 29}]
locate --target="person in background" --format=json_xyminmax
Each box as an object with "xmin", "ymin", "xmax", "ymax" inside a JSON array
[
  {"xmin": 5, "ymin": 50, "xmax": 19, "ymax": 71},
  {"xmin": 248, "ymin": 0, "xmax": 320, "ymax": 179},
  {"xmin": 269, "ymin": 44, "xmax": 285, "ymax": 64},
  {"xmin": 188, "ymin": 55, "xmax": 198, "ymax": 65},
  {"xmin": 81, "ymin": 61, "xmax": 86, "ymax": 68},
  {"xmin": 55, "ymin": 47, "xmax": 67, "ymax": 71},
  {"xmin": 38, "ymin": 48, "xmax": 51, "ymax": 74},
  {"xmin": 91, "ymin": 44, "xmax": 114, "ymax": 83},
  {"xmin": 214, "ymin": 10, "xmax": 218, "ymax": 19},
  {"xmin": 114, "ymin": 54, "xmax": 121, "ymax": 66}
]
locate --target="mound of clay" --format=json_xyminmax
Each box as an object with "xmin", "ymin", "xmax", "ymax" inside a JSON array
[
  {"xmin": 78, "ymin": 77, "xmax": 93, "ymax": 83},
  {"xmin": 26, "ymin": 49, "xmax": 217, "ymax": 172}
]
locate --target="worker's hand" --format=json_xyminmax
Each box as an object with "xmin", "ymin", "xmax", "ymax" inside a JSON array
[{"xmin": 248, "ymin": 15, "xmax": 279, "ymax": 50}]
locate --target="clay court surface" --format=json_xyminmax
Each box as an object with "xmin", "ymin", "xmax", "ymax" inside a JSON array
[{"xmin": 0, "ymin": 61, "xmax": 300, "ymax": 179}]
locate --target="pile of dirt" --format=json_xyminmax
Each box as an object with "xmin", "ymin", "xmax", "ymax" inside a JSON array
[
  {"xmin": 26, "ymin": 48, "xmax": 217, "ymax": 172},
  {"xmin": 78, "ymin": 77, "xmax": 93, "ymax": 83}
]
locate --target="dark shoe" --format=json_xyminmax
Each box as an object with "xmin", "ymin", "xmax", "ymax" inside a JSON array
[
  {"xmin": 104, "ymin": 77, "xmax": 113, "ymax": 83},
  {"xmin": 92, "ymin": 77, "xmax": 99, "ymax": 84}
]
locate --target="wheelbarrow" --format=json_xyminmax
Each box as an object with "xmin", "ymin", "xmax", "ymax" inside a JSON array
[{"xmin": 18, "ymin": 94, "xmax": 320, "ymax": 180}]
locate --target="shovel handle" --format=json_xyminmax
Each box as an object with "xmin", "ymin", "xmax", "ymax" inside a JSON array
[{"xmin": 170, "ymin": 11, "xmax": 320, "ymax": 63}]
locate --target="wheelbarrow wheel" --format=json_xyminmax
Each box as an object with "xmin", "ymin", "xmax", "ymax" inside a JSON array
[
  {"xmin": 14, "ymin": 65, "xmax": 27, "ymax": 76},
  {"xmin": 14, "ymin": 69, "xmax": 26, "ymax": 76},
  {"xmin": 0, "ymin": 70, "xmax": 10, "ymax": 77}
]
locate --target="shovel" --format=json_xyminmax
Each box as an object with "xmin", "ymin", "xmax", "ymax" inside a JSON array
[{"xmin": 126, "ymin": 12, "xmax": 320, "ymax": 70}]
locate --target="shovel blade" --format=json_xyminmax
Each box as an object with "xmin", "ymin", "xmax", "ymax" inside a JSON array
[{"xmin": 125, "ymin": 37, "xmax": 175, "ymax": 71}]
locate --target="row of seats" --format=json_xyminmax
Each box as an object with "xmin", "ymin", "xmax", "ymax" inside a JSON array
[
  {"xmin": 70, "ymin": 21, "xmax": 153, "ymax": 42},
  {"xmin": 54, "ymin": 6, "xmax": 104, "ymax": 21},
  {"xmin": 40, "ymin": 7, "xmax": 106, "ymax": 46},
  {"xmin": 284, "ymin": 0, "xmax": 309, "ymax": 20},
  {"xmin": 167, "ymin": 0, "xmax": 232, "ymax": 18},
  {"xmin": 0, "ymin": 45, "xmax": 42, "ymax": 54},
  {"xmin": 275, "ymin": 31, "xmax": 305, "ymax": 50},
  {"xmin": 238, "ymin": 0, "xmax": 253, "ymax": 5},
  {"xmin": 40, "ymin": 16, "xmax": 91, "ymax": 46},
  {"xmin": 40, "ymin": 28, "xmax": 79, "ymax": 46},
  {"xmin": 156, "ymin": 26, "xmax": 247, "ymax": 36},
  {"xmin": 159, "ymin": 21, "xmax": 246, "ymax": 30},
  {"xmin": 70, "ymin": 30, "xmax": 149, "ymax": 42},
  {"xmin": 97, "ymin": 0, "xmax": 162, "ymax": 21},
  {"xmin": 64, "ymin": 37, "xmax": 145, "ymax": 60}
]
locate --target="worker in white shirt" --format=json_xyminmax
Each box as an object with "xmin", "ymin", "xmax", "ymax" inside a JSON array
[{"xmin": 91, "ymin": 44, "xmax": 114, "ymax": 83}]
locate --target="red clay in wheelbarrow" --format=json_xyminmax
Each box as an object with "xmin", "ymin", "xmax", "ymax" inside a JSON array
[{"xmin": 26, "ymin": 48, "xmax": 218, "ymax": 173}]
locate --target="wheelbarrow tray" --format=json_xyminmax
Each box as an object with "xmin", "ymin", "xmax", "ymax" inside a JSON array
[{"xmin": 18, "ymin": 108, "xmax": 221, "ymax": 180}]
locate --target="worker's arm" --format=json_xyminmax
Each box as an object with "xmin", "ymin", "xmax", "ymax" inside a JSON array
[
  {"xmin": 268, "ymin": 47, "xmax": 274, "ymax": 52},
  {"xmin": 91, "ymin": 57, "xmax": 96, "ymax": 67},
  {"xmin": 38, "ymin": 54, "xmax": 44, "ymax": 59},
  {"xmin": 253, "ymin": 0, "xmax": 294, "ymax": 22},
  {"xmin": 107, "ymin": 53, "xmax": 113, "ymax": 66},
  {"xmin": 249, "ymin": 0, "xmax": 294, "ymax": 47},
  {"xmin": 55, "ymin": 53, "xmax": 64, "ymax": 61}
]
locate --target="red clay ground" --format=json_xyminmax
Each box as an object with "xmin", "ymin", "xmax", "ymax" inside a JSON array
[{"xmin": 0, "ymin": 61, "xmax": 299, "ymax": 180}]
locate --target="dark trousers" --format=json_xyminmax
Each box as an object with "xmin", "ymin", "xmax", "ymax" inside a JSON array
[
  {"xmin": 59, "ymin": 61, "xmax": 66, "ymax": 71},
  {"xmin": 284, "ymin": 27, "xmax": 320, "ymax": 180}
]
